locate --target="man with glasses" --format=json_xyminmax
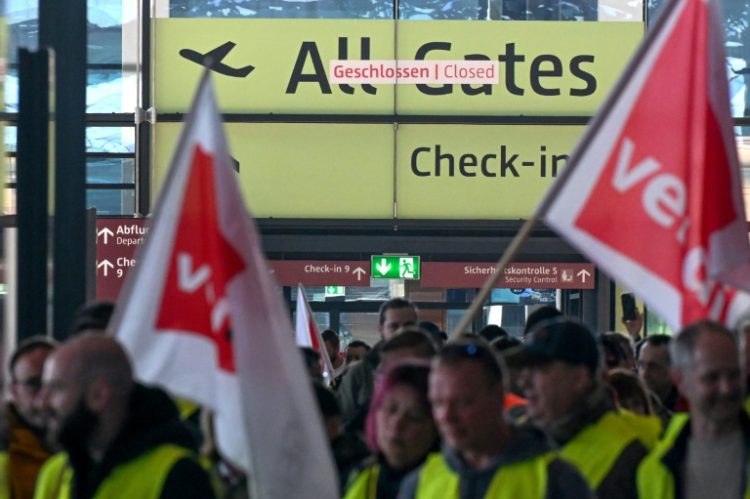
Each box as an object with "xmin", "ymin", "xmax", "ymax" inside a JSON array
[
  {"xmin": 3, "ymin": 336, "xmax": 58, "ymax": 499},
  {"xmin": 400, "ymin": 340, "xmax": 593, "ymax": 498},
  {"xmin": 517, "ymin": 319, "xmax": 649, "ymax": 499}
]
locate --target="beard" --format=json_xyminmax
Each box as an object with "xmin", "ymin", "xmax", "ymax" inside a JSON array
[
  {"xmin": 54, "ymin": 399, "xmax": 99, "ymax": 451},
  {"xmin": 703, "ymin": 392, "xmax": 742, "ymax": 425}
]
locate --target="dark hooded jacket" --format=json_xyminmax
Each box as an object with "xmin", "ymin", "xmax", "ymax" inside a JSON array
[{"xmin": 52, "ymin": 384, "xmax": 214, "ymax": 499}]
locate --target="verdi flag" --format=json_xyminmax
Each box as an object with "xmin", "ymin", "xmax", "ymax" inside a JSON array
[
  {"xmin": 541, "ymin": 0, "xmax": 750, "ymax": 331},
  {"xmin": 295, "ymin": 284, "xmax": 335, "ymax": 385},
  {"xmin": 109, "ymin": 72, "xmax": 338, "ymax": 499}
]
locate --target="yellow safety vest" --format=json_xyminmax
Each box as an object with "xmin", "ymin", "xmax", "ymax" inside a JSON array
[
  {"xmin": 0, "ymin": 452, "xmax": 9, "ymax": 499},
  {"xmin": 636, "ymin": 414, "xmax": 750, "ymax": 499},
  {"xmin": 560, "ymin": 411, "xmax": 642, "ymax": 490},
  {"xmin": 414, "ymin": 451, "xmax": 552, "ymax": 499},
  {"xmin": 343, "ymin": 464, "xmax": 379, "ymax": 499},
  {"xmin": 618, "ymin": 410, "xmax": 662, "ymax": 449},
  {"xmin": 33, "ymin": 445, "xmax": 192, "ymax": 499}
]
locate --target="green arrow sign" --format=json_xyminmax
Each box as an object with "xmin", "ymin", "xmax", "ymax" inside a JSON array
[
  {"xmin": 370, "ymin": 255, "xmax": 420, "ymax": 280},
  {"xmin": 324, "ymin": 286, "xmax": 345, "ymax": 297}
]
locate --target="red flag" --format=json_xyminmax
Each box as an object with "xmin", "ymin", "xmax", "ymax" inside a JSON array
[
  {"xmin": 295, "ymin": 284, "xmax": 335, "ymax": 384},
  {"xmin": 542, "ymin": 0, "xmax": 750, "ymax": 331},
  {"xmin": 109, "ymin": 72, "xmax": 338, "ymax": 499}
]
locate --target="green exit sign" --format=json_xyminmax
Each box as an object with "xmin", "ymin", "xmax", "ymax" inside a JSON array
[
  {"xmin": 324, "ymin": 286, "xmax": 345, "ymax": 297},
  {"xmin": 371, "ymin": 255, "xmax": 421, "ymax": 280}
]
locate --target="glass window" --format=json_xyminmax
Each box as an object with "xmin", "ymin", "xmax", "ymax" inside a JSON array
[
  {"xmin": 292, "ymin": 284, "xmax": 393, "ymax": 302},
  {"xmin": 724, "ymin": 1, "xmax": 750, "ymax": 120},
  {"xmin": 3, "ymin": 129, "xmax": 136, "ymax": 216},
  {"xmin": 4, "ymin": 127, "xmax": 17, "ymax": 154},
  {"xmin": 164, "ymin": 0, "xmax": 648, "ymax": 20},
  {"xmin": 740, "ymin": 133, "xmax": 750, "ymax": 219},
  {"xmin": 86, "ymin": 188, "xmax": 135, "ymax": 215},
  {"xmin": 445, "ymin": 309, "xmax": 468, "ymax": 335},
  {"xmin": 490, "ymin": 288, "xmax": 558, "ymax": 305},
  {"xmin": 340, "ymin": 311, "xmax": 381, "ymax": 346},
  {"xmin": 491, "ymin": 0, "xmax": 599, "ymax": 21},
  {"xmin": 291, "ymin": 310, "xmax": 330, "ymax": 332},
  {"xmin": 87, "ymin": 157, "xmax": 134, "ymax": 184},
  {"xmin": 86, "ymin": 127, "xmax": 135, "ymax": 153},
  {"xmin": 86, "ymin": 153, "xmax": 137, "ymax": 219},
  {"xmin": 168, "ymin": 0, "xmax": 394, "ymax": 19},
  {"xmin": 4, "ymin": 187, "xmax": 16, "ymax": 214},
  {"xmin": 5, "ymin": 0, "xmax": 135, "ymax": 113},
  {"xmin": 401, "ymin": 0, "xmax": 643, "ymax": 20},
  {"xmin": 648, "ymin": 0, "xmax": 750, "ymax": 120},
  {"xmin": 6, "ymin": 126, "xmax": 135, "ymax": 156}
]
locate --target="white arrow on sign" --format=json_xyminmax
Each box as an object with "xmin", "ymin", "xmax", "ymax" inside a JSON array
[
  {"xmin": 97, "ymin": 227, "xmax": 114, "ymax": 244},
  {"xmin": 375, "ymin": 259, "xmax": 391, "ymax": 276},
  {"xmin": 352, "ymin": 267, "xmax": 366, "ymax": 281},
  {"xmin": 577, "ymin": 269, "xmax": 591, "ymax": 283},
  {"xmin": 97, "ymin": 259, "xmax": 114, "ymax": 276}
]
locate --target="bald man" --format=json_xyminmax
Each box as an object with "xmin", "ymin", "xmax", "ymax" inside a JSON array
[{"xmin": 33, "ymin": 335, "xmax": 215, "ymax": 499}]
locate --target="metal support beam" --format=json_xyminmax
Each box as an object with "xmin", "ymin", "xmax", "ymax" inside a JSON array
[
  {"xmin": 137, "ymin": 0, "xmax": 152, "ymax": 215},
  {"xmin": 85, "ymin": 208, "xmax": 98, "ymax": 301},
  {"xmin": 16, "ymin": 49, "xmax": 50, "ymax": 341},
  {"xmin": 40, "ymin": 0, "xmax": 88, "ymax": 339}
]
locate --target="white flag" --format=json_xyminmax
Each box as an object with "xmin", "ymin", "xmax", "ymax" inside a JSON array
[
  {"xmin": 295, "ymin": 285, "xmax": 336, "ymax": 384},
  {"xmin": 109, "ymin": 72, "xmax": 339, "ymax": 499}
]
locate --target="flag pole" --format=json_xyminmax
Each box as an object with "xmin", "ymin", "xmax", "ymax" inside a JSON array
[{"xmin": 449, "ymin": 216, "xmax": 538, "ymax": 339}]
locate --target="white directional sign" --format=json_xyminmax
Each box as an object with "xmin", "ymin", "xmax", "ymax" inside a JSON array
[
  {"xmin": 96, "ymin": 219, "xmax": 149, "ymax": 300},
  {"xmin": 97, "ymin": 259, "xmax": 114, "ymax": 277},
  {"xmin": 97, "ymin": 227, "xmax": 114, "ymax": 244},
  {"xmin": 577, "ymin": 269, "xmax": 591, "ymax": 283}
]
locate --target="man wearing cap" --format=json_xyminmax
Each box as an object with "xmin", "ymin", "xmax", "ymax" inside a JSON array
[
  {"xmin": 517, "ymin": 318, "xmax": 649, "ymax": 499},
  {"xmin": 399, "ymin": 339, "xmax": 594, "ymax": 499}
]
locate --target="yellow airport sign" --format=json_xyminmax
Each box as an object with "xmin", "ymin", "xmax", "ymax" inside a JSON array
[
  {"xmin": 154, "ymin": 122, "xmax": 585, "ymax": 219},
  {"xmin": 154, "ymin": 19, "xmax": 642, "ymax": 115}
]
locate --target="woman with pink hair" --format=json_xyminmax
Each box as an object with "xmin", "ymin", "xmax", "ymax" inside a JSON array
[{"xmin": 343, "ymin": 361, "xmax": 439, "ymax": 499}]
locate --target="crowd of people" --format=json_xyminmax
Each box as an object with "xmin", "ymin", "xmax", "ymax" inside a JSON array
[
  {"xmin": 327, "ymin": 299, "xmax": 749, "ymax": 499},
  {"xmin": 0, "ymin": 297, "xmax": 748, "ymax": 498}
]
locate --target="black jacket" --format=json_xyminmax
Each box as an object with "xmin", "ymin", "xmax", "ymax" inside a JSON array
[{"xmin": 63, "ymin": 383, "xmax": 215, "ymax": 499}]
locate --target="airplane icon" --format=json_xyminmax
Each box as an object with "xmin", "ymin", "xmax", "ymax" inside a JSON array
[{"xmin": 179, "ymin": 42, "xmax": 255, "ymax": 78}]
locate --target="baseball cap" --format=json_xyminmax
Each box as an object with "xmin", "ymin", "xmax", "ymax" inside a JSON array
[{"xmin": 509, "ymin": 318, "xmax": 600, "ymax": 372}]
